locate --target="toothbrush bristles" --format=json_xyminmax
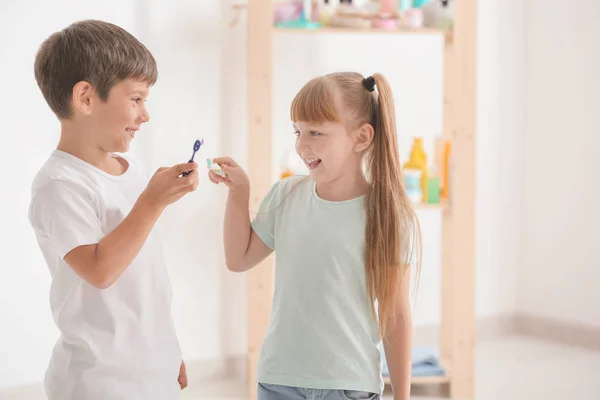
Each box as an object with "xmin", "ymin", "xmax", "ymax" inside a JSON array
[{"xmin": 192, "ymin": 137, "xmax": 204, "ymax": 153}]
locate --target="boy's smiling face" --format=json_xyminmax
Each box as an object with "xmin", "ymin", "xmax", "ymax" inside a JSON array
[{"xmin": 85, "ymin": 79, "xmax": 151, "ymax": 153}]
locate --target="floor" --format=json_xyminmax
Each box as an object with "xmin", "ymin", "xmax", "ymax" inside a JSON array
[{"xmin": 3, "ymin": 335, "xmax": 599, "ymax": 400}]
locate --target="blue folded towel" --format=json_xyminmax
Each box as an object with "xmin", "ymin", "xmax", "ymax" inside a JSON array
[{"xmin": 381, "ymin": 345, "xmax": 446, "ymax": 377}]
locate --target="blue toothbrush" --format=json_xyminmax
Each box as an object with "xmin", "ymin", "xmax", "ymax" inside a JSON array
[{"xmin": 182, "ymin": 137, "xmax": 204, "ymax": 176}]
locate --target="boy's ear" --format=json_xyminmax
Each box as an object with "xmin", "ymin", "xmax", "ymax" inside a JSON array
[
  {"xmin": 72, "ymin": 81, "xmax": 95, "ymax": 116},
  {"xmin": 353, "ymin": 123, "xmax": 374, "ymax": 153}
]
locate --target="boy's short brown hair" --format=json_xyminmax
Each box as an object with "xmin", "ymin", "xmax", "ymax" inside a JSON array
[{"xmin": 34, "ymin": 19, "xmax": 158, "ymax": 119}]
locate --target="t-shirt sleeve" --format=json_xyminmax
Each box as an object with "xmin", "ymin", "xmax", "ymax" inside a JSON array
[
  {"xmin": 29, "ymin": 180, "xmax": 105, "ymax": 259},
  {"xmin": 250, "ymin": 180, "xmax": 284, "ymax": 250}
]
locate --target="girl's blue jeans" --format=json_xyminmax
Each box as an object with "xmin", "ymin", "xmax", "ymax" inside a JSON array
[{"xmin": 257, "ymin": 383, "xmax": 379, "ymax": 400}]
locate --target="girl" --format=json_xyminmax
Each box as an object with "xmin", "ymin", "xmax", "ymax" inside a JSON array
[{"xmin": 209, "ymin": 72, "xmax": 421, "ymax": 400}]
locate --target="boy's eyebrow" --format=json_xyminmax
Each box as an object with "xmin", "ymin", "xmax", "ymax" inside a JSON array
[{"xmin": 130, "ymin": 89, "xmax": 149, "ymax": 97}]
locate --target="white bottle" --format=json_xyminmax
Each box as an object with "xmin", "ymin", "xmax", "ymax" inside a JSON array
[{"xmin": 320, "ymin": 0, "xmax": 339, "ymax": 25}]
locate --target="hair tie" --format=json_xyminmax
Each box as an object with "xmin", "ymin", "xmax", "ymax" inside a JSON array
[{"xmin": 363, "ymin": 76, "xmax": 376, "ymax": 92}]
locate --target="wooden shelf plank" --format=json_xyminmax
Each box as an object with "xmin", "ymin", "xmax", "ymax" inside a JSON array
[
  {"xmin": 413, "ymin": 201, "xmax": 448, "ymax": 210},
  {"xmin": 273, "ymin": 26, "xmax": 446, "ymax": 35},
  {"xmin": 274, "ymin": 26, "xmax": 453, "ymax": 44},
  {"xmin": 448, "ymin": 0, "xmax": 477, "ymax": 398}
]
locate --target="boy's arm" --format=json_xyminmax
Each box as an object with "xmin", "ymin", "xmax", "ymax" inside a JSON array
[
  {"xmin": 32, "ymin": 163, "xmax": 199, "ymax": 289},
  {"xmin": 223, "ymin": 189, "xmax": 272, "ymax": 273},
  {"xmin": 64, "ymin": 196, "xmax": 162, "ymax": 289},
  {"xmin": 381, "ymin": 266, "xmax": 413, "ymax": 400}
]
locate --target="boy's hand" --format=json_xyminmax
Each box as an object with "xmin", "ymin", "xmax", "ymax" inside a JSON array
[
  {"xmin": 178, "ymin": 360, "xmax": 188, "ymax": 390},
  {"xmin": 208, "ymin": 157, "xmax": 249, "ymax": 197},
  {"xmin": 141, "ymin": 162, "xmax": 199, "ymax": 210}
]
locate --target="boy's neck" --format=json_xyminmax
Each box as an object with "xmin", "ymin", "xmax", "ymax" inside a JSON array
[
  {"xmin": 315, "ymin": 170, "xmax": 370, "ymax": 202},
  {"xmin": 57, "ymin": 121, "xmax": 125, "ymax": 175}
]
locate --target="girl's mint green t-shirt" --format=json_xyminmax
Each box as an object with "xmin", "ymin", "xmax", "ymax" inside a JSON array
[{"xmin": 251, "ymin": 176, "xmax": 383, "ymax": 395}]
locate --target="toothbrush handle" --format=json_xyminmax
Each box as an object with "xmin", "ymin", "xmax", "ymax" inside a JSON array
[
  {"xmin": 181, "ymin": 149, "xmax": 198, "ymax": 176},
  {"xmin": 182, "ymin": 157, "xmax": 195, "ymax": 177}
]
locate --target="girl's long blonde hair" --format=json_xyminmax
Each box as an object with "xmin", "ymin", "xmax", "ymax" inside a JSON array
[{"xmin": 291, "ymin": 72, "xmax": 422, "ymax": 336}]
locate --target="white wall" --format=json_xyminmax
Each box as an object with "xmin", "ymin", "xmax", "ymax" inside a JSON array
[
  {"xmin": 0, "ymin": 0, "xmax": 523, "ymax": 390},
  {"xmin": 475, "ymin": 0, "xmax": 525, "ymax": 319},
  {"xmin": 519, "ymin": 0, "xmax": 600, "ymax": 328}
]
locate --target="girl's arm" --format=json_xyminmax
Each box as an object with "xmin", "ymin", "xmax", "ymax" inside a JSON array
[
  {"xmin": 381, "ymin": 266, "xmax": 413, "ymax": 400},
  {"xmin": 209, "ymin": 157, "xmax": 273, "ymax": 272},
  {"xmin": 223, "ymin": 189, "xmax": 272, "ymax": 272}
]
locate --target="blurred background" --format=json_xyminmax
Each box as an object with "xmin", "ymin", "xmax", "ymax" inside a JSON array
[{"xmin": 0, "ymin": 0, "xmax": 598, "ymax": 399}]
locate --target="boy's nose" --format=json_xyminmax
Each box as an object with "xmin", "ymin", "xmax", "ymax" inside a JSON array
[{"xmin": 140, "ymin": 110, "xmax": 150, "ymax": 123}]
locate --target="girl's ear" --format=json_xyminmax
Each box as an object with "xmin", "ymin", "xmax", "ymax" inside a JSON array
[{"xmin": 353, "ymin": 123, "xmax": 374, "ymax": 153}]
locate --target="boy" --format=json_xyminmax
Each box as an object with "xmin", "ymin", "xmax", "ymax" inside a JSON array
[{"xmin": 28, "ymin": 20, "xmax": 196, "ymax": 400}]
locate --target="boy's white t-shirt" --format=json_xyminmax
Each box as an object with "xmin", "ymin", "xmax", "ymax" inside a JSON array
[{"xmin": 28, "ymin": 150, "xmax": 182, "ymax": 400}]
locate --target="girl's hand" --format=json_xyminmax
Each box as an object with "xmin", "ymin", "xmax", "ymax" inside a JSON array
[{"xmin": 208, "ymin": 157, "xmax": 250, "ymax": 197}]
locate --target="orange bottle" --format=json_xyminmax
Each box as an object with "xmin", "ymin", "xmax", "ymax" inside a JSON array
[
  {"xmin": 441, "ymin": 140, "xmax": 450, "ymax": 199},
  {"xmin": 280, "ymin": 169, "xmax": 294, "ymax": 179},
  {"xmin": 280, "ymin": 149, "xmax": 297, "ymax": 180}
]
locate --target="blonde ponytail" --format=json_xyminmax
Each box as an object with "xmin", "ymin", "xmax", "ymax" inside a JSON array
[{"xmin": 364, "ymin": 73, "xmax": 422, "ymax": 336}]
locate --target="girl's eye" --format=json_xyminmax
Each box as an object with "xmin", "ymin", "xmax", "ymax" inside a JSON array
[
  {"xmin": 132, "ymin": 97, "xmax": 141, "ymax": 103},
  {"xmin": 293, "ymin": 130, "xmax": 321, "ymax": 138}
]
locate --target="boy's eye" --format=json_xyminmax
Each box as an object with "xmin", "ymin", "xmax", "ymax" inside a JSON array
[
  {"xmin": 293, "ymin": 130, "xmax": 300, "ymax": 137},
  {"xmin": 310, "ymin": 131, "xmax": 320, "ymax": 136},
  {"xmin": 132, "ymin": 97, "xmax": 142, "ymax": 103}
]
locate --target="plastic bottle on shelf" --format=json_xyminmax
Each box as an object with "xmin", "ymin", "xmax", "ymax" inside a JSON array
[
  {"xmin": 398, "ymin": 0, "xmax": 412, "ymax": 11},
  {"xmin": 427, "ymin": 165, "xmax": 440, "ymax": 204},
  {"xmin": 403, "ymin": 168, "xmax": 423, "ymax": 204},
  {"xmin": 441, "ymin": 139, "xmax": 451, "ymax": 199},
  {"xmin": 320, "ymin": 0, "xmax": 338, "ymax": 26},
  {"xmin": 403, "ymin": 137, "xmax": 428, "ymax": 203},
  {"xmin": 380, "ymin": 0, "xmax": 397, "ymax": 15}
]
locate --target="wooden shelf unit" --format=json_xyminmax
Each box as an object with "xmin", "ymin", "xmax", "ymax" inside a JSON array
[{"xmin": 244, "ymin": 2, "xmax": 477, "ymax": 399}]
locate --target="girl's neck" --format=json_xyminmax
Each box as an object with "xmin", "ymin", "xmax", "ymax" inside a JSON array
[{"xmin": 315, "ymin": 170, "xmax": 371, "ymax": 202}]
